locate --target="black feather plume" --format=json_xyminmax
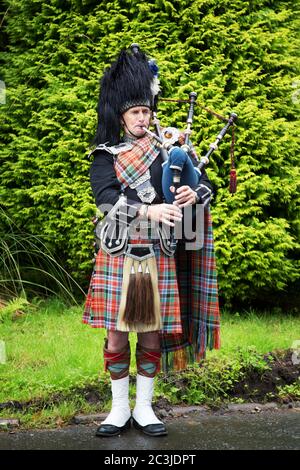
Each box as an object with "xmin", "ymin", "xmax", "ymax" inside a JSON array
[{"xmin": 94, "ymin": 48, "xmax": 155, "ymax": 146}]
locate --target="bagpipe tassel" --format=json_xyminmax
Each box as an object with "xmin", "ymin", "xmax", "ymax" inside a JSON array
[
  {"xmin": 229, "ymin": 125, "xmax": 237, "ymax": 194},
  {"xmin": 229, "ymin": 168, "xmax": 237, "ymax": 194}
]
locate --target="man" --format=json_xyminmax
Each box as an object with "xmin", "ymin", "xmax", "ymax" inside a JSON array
[{"xmin": 83, "ymin": 46, "xmax": 220, "ymax": 437}]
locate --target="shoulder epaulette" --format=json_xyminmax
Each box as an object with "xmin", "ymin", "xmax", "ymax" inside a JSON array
[{"xmin": 87, "ymin": 142, "xmax": 133, "ymax": 159}]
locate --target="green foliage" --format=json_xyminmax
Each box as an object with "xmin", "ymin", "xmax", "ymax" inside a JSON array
[
  {"xmin": 0, "ymin": 296, "xmax": 30, "ymax": 322},
  {"xmin": 0, "ymin": 0, "xmax": 299, "ymax": 304},
  {"xmin": 277, "ymin": 383, "xmax": 300, "ymax": 402},
  {"xmin": 158, "ymin": 347, "xmax": 271, "ymax": 405},
  {"xmin": 0, "ymin": 209, "xmax": 85, "ymax": 303}
]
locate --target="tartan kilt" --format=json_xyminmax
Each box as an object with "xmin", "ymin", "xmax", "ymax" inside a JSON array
[{"xmin": 82, "ymin": 240, "xmax": 182, "ymax": 335}]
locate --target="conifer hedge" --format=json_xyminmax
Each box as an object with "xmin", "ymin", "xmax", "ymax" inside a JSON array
[{"xmin": 0, "ymin": 0, "xmax": 299, "ymax": 306}]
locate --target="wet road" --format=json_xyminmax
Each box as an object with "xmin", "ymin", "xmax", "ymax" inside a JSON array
[{"xmin": 0, "ymin": 409, "xmax": 299, "ymax": 450}]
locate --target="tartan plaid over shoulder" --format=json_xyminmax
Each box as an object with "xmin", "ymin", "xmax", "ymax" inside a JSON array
[{"xmin": 114, "ymin": 135, "xmax": 159, "ymax": 189}]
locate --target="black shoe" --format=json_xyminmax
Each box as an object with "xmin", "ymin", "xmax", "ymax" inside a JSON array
[
  {"xmin": 132, "ymin": 417, "xmax": 168, "ymax": 437},
  {"xmin": 95, "ymin": 417, "xmax": 131, "ymax": 437}
]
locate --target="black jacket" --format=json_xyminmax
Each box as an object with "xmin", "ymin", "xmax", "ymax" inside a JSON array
[{"xmin": 90, "ymin": 149, "xmax": 213, "ymax": 212}]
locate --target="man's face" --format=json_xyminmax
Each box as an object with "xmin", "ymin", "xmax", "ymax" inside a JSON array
[{"xmin": 121, "ymin": 106, "xmax": 151, "ymax": 138}]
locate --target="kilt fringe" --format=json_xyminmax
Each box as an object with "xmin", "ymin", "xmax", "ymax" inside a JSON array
[{"xmin": 161, "ymin": 323, "xmax": 220, "ymax": 372}]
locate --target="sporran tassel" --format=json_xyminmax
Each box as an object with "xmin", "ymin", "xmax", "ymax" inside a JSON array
[
  {"xmin": 123, "ymin": 261, "xmax": 155, "ymax": 327},
  {"xmin": 117, "ymin": 247, "xmax": 161, "ymax": 333}
]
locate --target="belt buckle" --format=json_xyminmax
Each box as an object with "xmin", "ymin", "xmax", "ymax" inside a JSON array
[{"xmin": 125, "ymin": 243, "xmax": 155, "ymax": 261}]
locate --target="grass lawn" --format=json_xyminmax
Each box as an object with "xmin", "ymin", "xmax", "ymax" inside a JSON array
[
  {"xmin": 0, "ymin": 297, "xmax": 299, "ymax": 428},
  {"xmin": 209, "ymin": 309, "xmax": 300, "ymax": 358}
]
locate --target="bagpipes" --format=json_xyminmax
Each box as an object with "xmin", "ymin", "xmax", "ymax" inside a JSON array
[
  {"xmin": 91, "ymin": 45, "xmax": 238, "ymax": 263},
  {"xmin": 130, "ymin": 44, "xmax": 238, "ymax": 202}
]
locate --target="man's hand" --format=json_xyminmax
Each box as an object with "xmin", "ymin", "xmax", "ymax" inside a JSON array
[
  {"xmin": 147, "ymin": 203, "xmax": 183, "ymax": 227},
  {"xmin": 170, "ymin": 185, "xmax": 197, "ymax": 208}
]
